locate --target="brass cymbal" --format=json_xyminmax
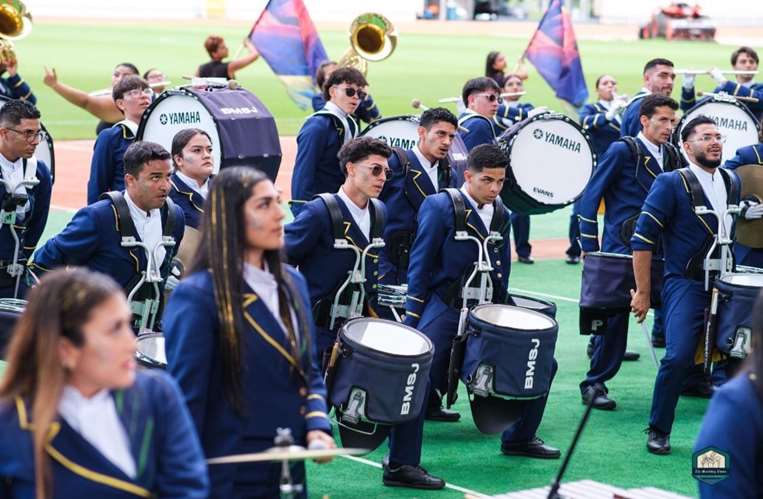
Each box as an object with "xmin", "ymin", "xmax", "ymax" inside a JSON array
[
  {"xmin": 735, "ymin": 164, "xmax": 763, "ymax": 249},
  {"xmin": 207, "ymin": 446, "xmax": 367, "ymax": 465}
]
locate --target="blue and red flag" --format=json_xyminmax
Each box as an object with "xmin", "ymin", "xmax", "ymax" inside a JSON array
[
  {"xmin": 523, "ymin": 0, "xmax": 588, "ymax": 108},
  {"xmin": 249, "ymin": 0, "xmax": 328, "ymax": 109}
]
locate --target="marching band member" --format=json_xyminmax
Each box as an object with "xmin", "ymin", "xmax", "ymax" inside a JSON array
[
  {"xmin": 285, "ymin": 137, "xmax": 445, "ymax": 490},
  {"xmin": 291, "ymin": 67, "xmax": 366, "ymax": 216},
  {"xmin": 405, "ymin": 144, "xmax": 560, "ymax": 459},
  {"xmin": 0, "ymin": 100, "xmax": 52, "ymax": 298},
  {"xmin": 196, "ymin": 35, "xmax": 260, "ymax": 80},
  {"xmin": 694, "ymin": 292, "xmax": 763, "ymax": 498},
  {"xmin": 143, "ymin": 68, "xmax": 167, "ymax": 96},
  {"xmin": 168, "ymin": 128, "xmax": 214, "ymax": 230},
  {"xmin": 312, "ymin": 61, "xmax": 381, "ymax": 125},
  {"xmin": 379, "ymin": 107, "xmax": 459, "ymax": 287},
  {"xmin": 621, "ymin": 58, "xmax": 676, "ymax": 138},
  {"xmin": 485, "ymin": 50, "xmax": 508, "ymax": 88},
  {"xmin": 0, "ymin": 51, "xmax": 35, "ymax": 104},
  {"xmin": 630, "ymin": 116, "xmax": 763, "ymax": 454},
  {"xmin": 458, "ymin": 77, "xmax": 501, "ymax": 151},
  {"xmin": 32, "ymin": 141, "xmax": 184, "ymax": 300},
  {"xmin": 163, "ymin": 167, "xmax": 335, "ymax": 498},
  {"xmin": 0, "ymin": 268, "xmax": 209, "ymax": 498},
  {"xmin": 681, "ymin": 46, "xmax": 763, "ymax": 119},
  {"xmin": 577, "ymin": 95, "xmax": 681, "ymax": 410},
  {"xmin": 86, "ymin": 75, "xmax": 152, "ymax": 205}
]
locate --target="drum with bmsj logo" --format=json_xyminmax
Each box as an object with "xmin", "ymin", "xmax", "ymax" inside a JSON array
[
  {"xmin": 674, "ymin": 96, "xmax": 759, "ymax": 165},
  {"xmin": 135, "ymin": 331, "xmax": 167, "ymax": 369},
  {"xmin": 714, "ymin": 273, "xmax": 763, "ymax": 358},
  {"xmin": 326, "ymin": 317, "xmax": 433, "ymax": 451},
  {"xmin": 496, "ymin": 113, "xmax": 595, "ymax": 215},
  {"xmin": 0, "ymin": 96, "xmax": 55, "ymax": 182},
  {"xmin": 461, "ymin": 304, "xmax": 558, "ymax": 434},
  {"xmin": 361, "ymin": 115, "xmax": 469, "ymax": 180},
  {"xmin": 137, "ymin": 87, "xmax": 281, "ymax": 181}
]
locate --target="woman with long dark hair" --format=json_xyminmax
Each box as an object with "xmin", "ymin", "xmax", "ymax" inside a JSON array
[
  {"xmin": 0, "ymin": 268, "xmax": 208, "ymax": 499},
  {"xmin": 163, "ymin": 167, "xmax": 334, "ymax": 498},
  {"xmin": 485, "ymin": 50, "xmax": 507, "ymax": 88},
  {"xmin": 694, "ymin": 291, "xmax": 763, "ymax": 497}
]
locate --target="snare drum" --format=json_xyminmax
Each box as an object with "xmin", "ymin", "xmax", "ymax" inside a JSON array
[
  {"xmin": 0, "ymin": 298, "xmax": 24, "ymax": 357},
  {"xmin": 135, "ymin": 332, "xmax": 167, "ymax": 369},
  {"xmin": 714, "ymin": 273, "xmax": 763, "ymax": 358},
  {"xmin": 138, "ymin": 87, "xmax": 281, "ymax": 180},
  {"xmin": 675, "ymin": 97, "xmax": 759, "ymax": 164},
  {"xmin": 328, "ymin": 318, "xmax": 433, "ymax": 450},
  {"xmin": 461, "ymin": 304, "xmax": 558, "ymax": 434},
  {"xmin": 0, "ymin": 96, "xmax": 55, "ymax": 181},
  {"xmin": 496, "ymin": 113, "xmax": 595, "ymax": 214},
  {"xmin": 361, "ymin": 115, "xmax": 469, "ymax": 181},
  {"xmin": 376, "ymin": 283, "xmax": 407, "ymax": 309}
]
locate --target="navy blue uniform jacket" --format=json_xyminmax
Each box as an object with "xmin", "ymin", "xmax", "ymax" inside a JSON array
[
  {"xmin": 32, "ymin": 197, "xmax": 185, "ymax": 291},
  {"xmin": 163, "ymin": 267, "xmax": 331, "ymax": 496},
  {"xmin": 579, "ymin": 102, "xmax": 621, "ymax": 158},
  {"xmin": 87, "ymin": 123, "xmax": 135, "ymax": 205},
  {"xmin": 681, "ymin": 81, "xmax": 763, "ymax": 120},
  {"xmin": 620, "ymin": 91, "xmax": 649, "ymax": 137},
  {"xmin": 0, "ymin": 370, "xmax": 208, "ymax": 499},
  {"xmin": 724, "ymin": 143, "xmax": 763, "ymax": 170},
  {"xmin": 493, "ymin": 102, "xmax": 534, "ymax": 132},
  {"xmin": 168, "ymin": 173, "xmax": 207, "ymax": 230},
  {"xmin": 0, "ymin": 73, "xmax": 35, "ymax": 104},
  {"xmin": 0, "ymin": 159, "xmax": 51, "ymax": 261},
  {"xmin": 458, "ymin": 112, "xmax": 498, "ymax": 151}
]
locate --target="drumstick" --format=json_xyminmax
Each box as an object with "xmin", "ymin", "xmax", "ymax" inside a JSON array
[
  {"xmin": 698, "ymin": 91, "xmax": 759, "ymax": 103},
  {"xmin": 412, "ymin": 99, "xmax": 470, "ymax": 133},
  {"xmin": 676, "ymin": 69, "xmax": 758, "ymax": 76},
  {"xmin": 640, "ymin": 321, "xmax": 660, "ymax": 368}
]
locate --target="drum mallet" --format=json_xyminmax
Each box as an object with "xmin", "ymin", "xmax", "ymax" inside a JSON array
[
  {"xmin": 411, "ymin": 99, "xmax": 470, "ymax": 133},
  {"xmin": 698, "ymin": 91, "xmax": 759, "ymax": 103}
]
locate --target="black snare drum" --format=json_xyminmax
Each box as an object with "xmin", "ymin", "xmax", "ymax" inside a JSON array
[{"xmin": 714, "ymin": 273, "xmax": 763, "ymax": 358}]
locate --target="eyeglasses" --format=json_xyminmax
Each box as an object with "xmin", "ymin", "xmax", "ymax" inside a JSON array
[
  {"xmin": 360, "ymin": 163, "xmax": 391, "ymax": 177},
  {"xmin": 123, "ymin": 88, "xmax": 153, "ymax": 99},
  {"xmin": 341, "ymin": 86, "xmax": 367, "ymax": 100},
  {"xmin": 476, "ymin": 93, "xmax": 498, "ymax": 102},
  {"xmin": 690, "ymin": 134, "xmax": 726, "ymax": 144},
  {"xmin": 6, "ymin": 128, "xmax": 46, "ymax": 142}
]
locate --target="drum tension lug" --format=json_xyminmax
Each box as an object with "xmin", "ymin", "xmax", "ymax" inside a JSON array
[
  {"xmin": 470, "ymin": 364, "xmax": 495, "ymax": 398},
  {"xmin": 341, "ymin": 388, "xmax": 367, "ymax": 424},
  {"xmin": 730, "ymin": 327, "xmax": 751, "ymax": 359}
]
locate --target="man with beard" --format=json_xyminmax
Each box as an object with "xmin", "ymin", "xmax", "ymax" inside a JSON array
[
  {"xmin": 621, "ymin": 59, "xmax": 676, "ymax": 138},
  {"xmin": 577, "ymin": 95, "xmax": 681, "ymax": 410},
  {"xmin": 630, "ymin": 116, "xmax": 763, "ymax": 454}
]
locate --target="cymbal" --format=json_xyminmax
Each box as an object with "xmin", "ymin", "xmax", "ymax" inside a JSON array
[{"xmin": 207, "ymin": 445, "xmax": 367, "ymax": 465}]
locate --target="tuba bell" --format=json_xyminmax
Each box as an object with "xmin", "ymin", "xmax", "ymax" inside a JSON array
[
  {"xmin": 338, "ymin": 12, "xmax": 397, "ymax": 76},
  {"xmin": 0, "ymin": 0, "xmax": 32, "ymax": 66}
]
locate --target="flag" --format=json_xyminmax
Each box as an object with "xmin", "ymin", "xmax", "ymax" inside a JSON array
[
  {"xmin": 249, "ymin": 0, "xmax": 328, "ymax": 109},
  {"xmin": 523, "ymin": 0, "xmax": 588, "ymax": 108}
]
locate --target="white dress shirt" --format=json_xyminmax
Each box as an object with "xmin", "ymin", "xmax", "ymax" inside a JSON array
[
  {"xmin": 116, "ymin": 119, "xmax": 139, "ymax": 136},
  {"xmin": 636, "ymin": 132, "xmax": 664, "ymax": 170},
  {"xmin": 324, "ymin": 101, "xmax": 355, "ymax": 146},
  {"xmin": 124, "ymin": 191, "xmax": 166, "ymax": 268},
  {"xmin": 411, "ymin": 145, "xmax": 440, "ymax": 190},
  {"xmin": 688, "ymin": 162, "xmax": 732, "ymax": 236},
  {"xmin": 58, "ymin": 386, "xmax": 136, "ymax": 478},
  {"xmin": 336, "ymin": 187, "xmax": 371, "ymax": 241},
  {"xmin": 243, "ymin": 261, "xmax": 298, "ymax": 337},
  {"xmin": 460, "ymin": 185, "xmax": 494, "ymax": 232},
  {"xmin": 0, "ymin": 152, "xmax": 32, "ymax": 221},
  {"xmin": 174, "ymin": 170, "xmax": 209, "ymax": 200}
]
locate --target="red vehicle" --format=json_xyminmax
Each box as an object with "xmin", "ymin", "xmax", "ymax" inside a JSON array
[{"xmin": 639, "ymin": 2, "xmax": 716, "ymax": 41}]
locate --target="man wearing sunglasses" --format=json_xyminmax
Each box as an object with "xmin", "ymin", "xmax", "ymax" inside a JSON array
[
  {"xmin": 285, "ymin": 136, "xmax": 446, "ymax": 491},
  {"xmin": 405, "ymin": 144, "xmax": 560, "ymax": 461},
  {"xmin": 457, "ymin": 77, "xmax": 501, "ymax": 151},
  {"xmin": 87, "ymin": 75, "xmax": 152, "ymax": 204},
  {"xmin": 291, "ymin": 67, "xmax": 368, "ymax": 216},
  {"xmin": 0, "ymin": 99, "xmax": 51, "ymax": 298}
]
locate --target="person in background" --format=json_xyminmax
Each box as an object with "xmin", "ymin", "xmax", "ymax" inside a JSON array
[
  {"xmin": 312, "ymin": 60, "xmax": 381, "ymax": 125},
  {"xmin": 143, "ymin": 67, "xmax": 168, "ymax": 95},
  {"xmin": 197, "ymin": 35, "xmax": 259, "ymax": 80},
  {"xmin": 485, "ymin": 50, "xmax": 508, "ymax": 88}
]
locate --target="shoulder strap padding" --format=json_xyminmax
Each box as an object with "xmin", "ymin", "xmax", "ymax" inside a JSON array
[
  {"xmin": 100, "ymin": 191, "xmax": 138, "ymax": 240},
  {"xmin": 369, "ymin": 198, "xmax": 385, "ymax": 239},
  {"xmin": 443, "ymin": 188, "xmax": 467, "ymax": 232},
  {"xmin": 315, "ymin": 193, "xmax": 345, "ymax": 240}
]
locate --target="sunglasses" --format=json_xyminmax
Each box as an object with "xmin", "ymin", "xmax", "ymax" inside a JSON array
[
  {"xmin": 476, "ymin": 93, "xmax": 498, "ymax": 102},
  {"xmin": 341, "ymin": 86, "xmax": 367, "ymax": 100},
  {"xmin": 360, "ymin": 163, "xmax": 391, "ymax": 177}
]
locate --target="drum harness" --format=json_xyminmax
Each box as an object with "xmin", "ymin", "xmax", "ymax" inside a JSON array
[
  {"xmin": 0, "ymin": 156, "xmax": 40, "ymax": 299},
  {"xmin": 676, "ymin": 167, "xmax": 742, "ymax": 371},
  {"xmin": 101, "ymin": 191, "xmax": 181, "ymax": 333}
]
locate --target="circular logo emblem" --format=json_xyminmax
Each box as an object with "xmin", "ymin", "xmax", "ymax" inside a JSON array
[
  {"xmin": 159, "ymin": 113, "xmax": 168, "ymax": 125},
  {"xmin": 533, "ymin": 129, "xmax": 543, "ymax": 140}
]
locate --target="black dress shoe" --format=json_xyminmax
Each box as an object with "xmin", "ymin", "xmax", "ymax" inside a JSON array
[
  {"xmin": 565, "ymin": 255, "xmax": 581, "ymax": 264},
  {"xmin": 501, "ymin": 437, "xmax": 560, "ymax": 459},
  {"xmin": 383, "ymin": 464, "xmax": 445, "ymax": 490},
  {"xmin": 517, "ymin": 255, "xmax": 535, "ymax": 264},
  {"xmin": 623, "ymin": 351, "xmax": 641, "ymax": 361},
  {"xmin": 651, "ymin": 336, "xmax": 666, "ymax": 348},
  {"xmin": 581, "ymin": 384, "xmax": 616, "ymax": 410},
  {"xmin": 425, "ymin": 406, "xmax": 461, "ymax": 422},
  {"xmin": 646, "ymin": 428, "xmax": 671, "ymax": 455}
]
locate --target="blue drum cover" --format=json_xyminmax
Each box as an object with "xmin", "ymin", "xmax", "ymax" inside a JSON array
[
  {"xmin": 715, "ymin": 277, "xmax": 761, "ymax": 353},
  {"xmin": 462, "ymin": 308, "xmax": 558, "ymax": 399},
  {"xmin": 330, "ymin": 324, "xmax": 433, "ymax": 425},
  {"xmin": 579, "ymin": 252, "xmax": 664, "ymax": 310}
]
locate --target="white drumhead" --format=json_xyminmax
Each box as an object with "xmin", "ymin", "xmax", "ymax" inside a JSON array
[
  {"xmin": 509, "ymin": 118, "xmax": 593, "ymax": 205},
  {"xmin": 681, "ymin": 101, "xmax": 758, "ymax": 164},
  {"xmin": 361, "ymin": 118, "xmax": 419, "ymax": 150},
  {"xmin": 0, "ymin": 99, "xmax": 53, "ymax": 173},
  {"xmin": 720, "ymin": 273, "xmax": 763, "ymax": 287},
  {"xmin": 471, "ymin": 304, "xmax": 555, "ymax": 330},
  {"xmin": 140, "ymin": 92, "xmax": 222, "ymax": 173},
  {"xmin": 344, "ymin": 319, "xmax": 431, "ymax": 356},
  {"xmin": 136, "ymin": 335, "xmax": 167, "ymax": 364}
]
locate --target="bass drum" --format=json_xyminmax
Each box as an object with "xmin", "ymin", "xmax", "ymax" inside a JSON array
[
  {"xmin": 361, "ymin": 115, "xmax": 469, "ymax": 181},
  {"xmin": 137, "ymin": 87, "xmax": 281, "ymax": 181},
  {"xmin": 497, "ymin": 113, "xmax": 594, "ymax": 215},
  {"xmin": 0, "ymin": 96, "xmax": 55, "ymax": 182},
  {"xmin": 674, "ymin": 97, "xmax": 759, "ymax": 165}
]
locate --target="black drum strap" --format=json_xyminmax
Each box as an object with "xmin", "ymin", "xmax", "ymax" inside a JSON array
[
  {"xmin": 100, "ymin": 191, "xmax": 139, "ymax": 241},
  {"xmin": 369, "ymin": 198, "xmax": 385, "ymax": 240},
  {"xmin": 490, "ymin": 197, "xmax": 507, "ymax": 234},
  {"xmin": 662, "ymin": 142, "xmax": 683, "ymax": 172},
  {"xmin": 718, "ymin": 168, "xmax": 740, "ymax": 206},
  {"xmin": 444, "ymin": 188, "xmax": 467, "ymax": 233},
  {"xmin": 677, "ymin": 168, "xmax": 709, "ymax": 212},
  {"xmin": 392, "ymin": 147, "xmax": 411, "ymax": 177},
  {"xmin": 316, "ymin": 193, "xmax": 345, "ymax": 241}
]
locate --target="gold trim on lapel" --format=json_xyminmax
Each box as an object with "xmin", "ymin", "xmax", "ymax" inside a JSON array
[
  {"xmin": 170, "ymin": 178, "xmax": 204, "ymax": 213},
  {"xmin": 243, "ymin": 308, "xmax": 306, "ymax": 380},
  {"xmin": 464, "ymin": 208, "xmax": 486, "ymax": 241},
  {"xmin": 410, "ymin": 169, "xmax": 429, "ymax": 198}
]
